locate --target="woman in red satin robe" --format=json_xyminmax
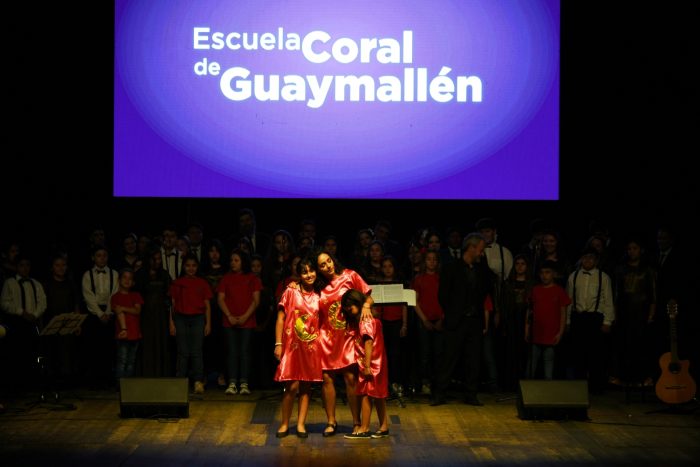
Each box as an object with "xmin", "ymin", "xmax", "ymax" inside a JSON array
[
  {"xmin": 273, "ymin": 255, "xmax": 321, "ymax": 438},
  {"xmin": 314, "ymin": 252, "xmax": 373, "ymax": 437}
]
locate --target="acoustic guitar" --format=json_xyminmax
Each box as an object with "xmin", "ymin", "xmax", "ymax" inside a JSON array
[{"xmin": 655, "ymin": 300, "xmax": 696, "ymax": 404}]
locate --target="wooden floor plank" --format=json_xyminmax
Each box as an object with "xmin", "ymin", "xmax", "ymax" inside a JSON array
[{"xmin": 2, "ymin": 388, "xmax": 699, "ymax": 465}]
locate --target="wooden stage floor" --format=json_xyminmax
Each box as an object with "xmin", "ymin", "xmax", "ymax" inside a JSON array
[{"xmin": 1, "ymin": 385, "xmax": 699, "ymax": 466}]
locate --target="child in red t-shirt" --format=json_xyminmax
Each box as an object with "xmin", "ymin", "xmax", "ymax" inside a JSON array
[
  {"xmin": 411, "ymin": 250, "xmax": 444, "ymax": 395},
  {"xmin": 169, "ymin": 255, "xmax": 212, "ymax": 394},
  {"xmin": 525, "ymin": 261, "xmax": 571, "ymax": 380},
  {"xmin": 112, "ymin": 268, "xmax": 143, "ymax": 379}
]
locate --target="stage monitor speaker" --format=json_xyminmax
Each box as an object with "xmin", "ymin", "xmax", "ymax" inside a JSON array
[
  {"xmin": 119, "ymin": 377, "xmax": 189, "ymax": 419},
  {"xmin": 517, "ymin": 379, "xmax": 589, "ymax": 420}
]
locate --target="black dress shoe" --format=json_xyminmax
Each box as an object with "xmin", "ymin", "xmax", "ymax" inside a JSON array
[
  {"xmin": 276, "ymin": 429, "xmax": 289, "ymax": 438},
  {"xmin": 464, "ymin": 397, "xmax": 483, "ymax": 406},
  {"xmin": 296, "ymin": 429, "xmax": 308, "ymax": 438}
]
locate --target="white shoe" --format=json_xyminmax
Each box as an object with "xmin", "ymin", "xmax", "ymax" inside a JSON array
[
  {"xmin": 194, "ymin": 381, "xmax": 205, "ymax": 394},
  {"xmin": 239, "ymin": 382, "xmax": 251, "ymax": 395},
  {"xmin": 225, "ymin": 382, "xmax": 238, "ymax": 395}
]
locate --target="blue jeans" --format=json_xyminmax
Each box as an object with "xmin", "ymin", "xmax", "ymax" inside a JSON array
[
  {"xmin": 224, "ymin": 327, "xmax": 252, "ymax": 384},
  {"xmin": 527, "ymin": 344, "xmax": 555, "ymax": 380},
  {"xmin": 173, "ymin": 313, "xmax": 205, "ymax": 381},
  {"xmin": 115, "ymin": 340, "xmax": 139, "ymax": 379}
]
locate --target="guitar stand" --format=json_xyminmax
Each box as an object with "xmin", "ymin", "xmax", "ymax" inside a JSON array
[
  {"xmin": 622, "ymin": 381, "xmax": 651, "ymax": 404},
  {"xmin": 645, "ymin": 398, "xmax": 700, "ymax": 415}
]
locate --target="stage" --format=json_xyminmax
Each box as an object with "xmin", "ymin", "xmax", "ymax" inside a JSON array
[{"xmin": 1, "ymin": 386, "xmax": 699, "ymax": 466}]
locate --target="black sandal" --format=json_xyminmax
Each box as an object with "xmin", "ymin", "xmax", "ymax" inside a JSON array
[{"xmin": 322, "ymin": 422, "xmax": 337, "ymax": 437}]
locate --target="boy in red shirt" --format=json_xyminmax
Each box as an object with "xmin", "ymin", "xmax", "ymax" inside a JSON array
[{"xmin": 525, "ymin": 261, "xmax": 571, "ymax": 380}]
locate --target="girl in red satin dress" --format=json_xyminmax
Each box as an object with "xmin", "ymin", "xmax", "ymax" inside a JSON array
[
  {"xmin": 273, "ymin": 255, "xmax": 322, "ymax": 438},
  {"xmin": 342, "ymin": 289, "xmax": 390, "ymax": 439},
  {"xmin": 315, "ymin": 252, "xmax": 373, "ymax": 437}
]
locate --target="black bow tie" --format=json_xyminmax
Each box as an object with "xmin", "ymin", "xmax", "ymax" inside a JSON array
[
  {"xmin": 582, "ymin": 271, "xmax": 592, "ymax": 275},
  {"xmin": 96, "ymin": 270, "xmax": 106, "ymax": 274},
  {"xmin": 19, "ymin": 278, "xmax": 30, "ymax": 283}
]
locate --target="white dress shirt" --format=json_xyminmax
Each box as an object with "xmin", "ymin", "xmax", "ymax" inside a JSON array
[
  {"xmin": 483, "ymin": 242, "xmax": 513, "ymax": 280},
  {"xmin": 161, "ymin": 247, "xmax": 181, "ymax": 280},
  {"xmin": 82, "ymin": 267, "xmax": 119, "ymax": 318},
  {"xmin": 566, "ymin": 267, "xmax": 614, "ymax": 326},
  {"xmin": 1, "ymin": 275, "xmax": 47, "ymax": 318}
]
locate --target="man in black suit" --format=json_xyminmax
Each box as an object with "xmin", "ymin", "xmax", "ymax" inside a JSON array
[{"xmin": 432, "ymin": 233, "xmax": 494, "ymax": 406}]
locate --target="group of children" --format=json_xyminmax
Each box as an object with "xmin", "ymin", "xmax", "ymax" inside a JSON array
[
  {"xmin": 111, "ymin": 250, "xmax": 262, "ymax": 397},
  {"xmin": 271, "ymin": 246, "xmax": 582, "ymax": 439},
  {"xmin": 110, "ymin": 254, "xmax": 213, "ymax": 390},
  {"xmin": 84, "ymin": 236, "xmax": 577, "ymax": 440}
]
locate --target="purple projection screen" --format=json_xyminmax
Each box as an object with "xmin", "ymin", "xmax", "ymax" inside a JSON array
[{"xmin": 114, "ymin": 0, "xmax": 560, "ymax": 199}]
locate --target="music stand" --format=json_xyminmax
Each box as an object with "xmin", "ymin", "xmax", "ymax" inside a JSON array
[
  {"xmin": 29, "ymin": 313, "xmax": 86, "ymax": 410},
  {"xmin": 40, "ymin": 312, "xmax": 87, "ymax": 337}
]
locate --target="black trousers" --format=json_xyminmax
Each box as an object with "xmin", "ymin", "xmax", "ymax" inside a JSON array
[
  {"xmin": 433, "ymin": 316, "xmax": 483, "ymax": 399},
  {"xmin": 0, "ymin": 314, "xmax": 40, "ymax": 392},
  {"xmin": 79, "ymin": 314, "xmax": 116, "ymax": 387},
  {"xmin": 569, "ymin": 312, "xmax": 607, "ymax": 391}
]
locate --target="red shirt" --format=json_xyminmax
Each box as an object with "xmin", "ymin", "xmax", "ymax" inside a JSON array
[
  {"xmin": 170, "ymin": 276, "xmax": 212, "ymax": 316},
  {"xmin": 111, "ymin": 291, "xmax": 144, "ymax": 340},
  {"xmin": 484, "ymin": 294, "xmax": 493, "ymax": 312},
  {"xmin": 411, "ymin": 273, "xmax": 444, "ymax": 320},
  {"xmin": 216, "ymin": 272, "xmax": 262, "ymax": 328},
  {"xmin": 378, "ymin": 304, "xmax": 404, "ymax": 321},
  {"xmin": 528, "ymin": 284, "xmax": 571, "ymax": 345},
  {"xmin": 275, "ymin": 276, "xmax": 295, "ymax": 302}
]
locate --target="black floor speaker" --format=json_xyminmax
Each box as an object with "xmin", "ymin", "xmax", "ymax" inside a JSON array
[
  {"xmin": 119, "ymin": 377, "xmax": 190, "ymax": 418},
  {"xmin": 517, "ymin": 379, "xmax": 589, "ymax": 420}
]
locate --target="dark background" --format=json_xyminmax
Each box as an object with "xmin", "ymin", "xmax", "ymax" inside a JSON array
[{"xmin": 5, "ymin": 2, "xmax": 696, "ymax": 265}]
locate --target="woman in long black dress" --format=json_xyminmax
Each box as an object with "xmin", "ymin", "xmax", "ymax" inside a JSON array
[
  {"xmin": 499, "ymin": 254, "xmax": 534, "ymax": 391},
  {"xmin": 135, "ymin": 248, "xmax": 172, "ymax": 376}
]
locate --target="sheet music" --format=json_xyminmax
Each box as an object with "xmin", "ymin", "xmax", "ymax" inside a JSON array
[
  {"xmin": 59, "ymin": 314, "xmax": 87, "ymax": 335},
  {"xmin": 40, "ymin": 313, "xmax": 87, "ymax": 336},
  {"xmin": 371, "ymin": 284, "xmax": 416, "ymax": 306},
  {"xmin": 403, "ymin": 289, "xmax": 416, "ymax": 307}
]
